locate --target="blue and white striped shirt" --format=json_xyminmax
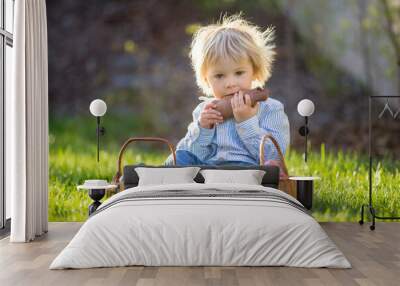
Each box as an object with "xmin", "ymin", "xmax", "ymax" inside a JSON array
[{"xmin": 176, "ymin": 97, "xmax": 290, "ymax": 165}]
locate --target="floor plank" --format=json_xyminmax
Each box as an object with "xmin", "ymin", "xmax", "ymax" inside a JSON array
[{"xmin": 0, "ymin": 222, "xmax": 399, "ymax": 286}]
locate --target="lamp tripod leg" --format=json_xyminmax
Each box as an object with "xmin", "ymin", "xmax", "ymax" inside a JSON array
[
  {"xmin": 359, "ymin": 205, "xmax": 365, "ymax": 225},
  {"xmin": 370, "ymin": 207, "xmax": 376, "ymax": 230}
]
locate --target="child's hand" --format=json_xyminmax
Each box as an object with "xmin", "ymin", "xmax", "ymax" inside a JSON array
[
  {"xmin": 231, "ymin": 91, "xmax": 259, "ymax": 123},
  {"xmin": 199, "ymin": 102, "xmax": 223, "ymax": 129}
]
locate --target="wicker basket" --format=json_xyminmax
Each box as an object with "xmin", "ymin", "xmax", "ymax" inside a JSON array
[{"xmin": 112, "ymin": 137, "xmax": 176, "ymax": 192}]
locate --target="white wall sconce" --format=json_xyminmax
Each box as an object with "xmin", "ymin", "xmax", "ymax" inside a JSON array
[
  {"xmin": 297, "ymin": 99, "xmax": 315, "ymax": 163},
  {"xmin": 89, "ymin": 99, "xmax": 107, "ymax": 162}
]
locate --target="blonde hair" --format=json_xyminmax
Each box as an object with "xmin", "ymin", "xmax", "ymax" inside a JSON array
[{"xmin": 190, "ymin": 14, "xmax": 276, "ymax": 95}]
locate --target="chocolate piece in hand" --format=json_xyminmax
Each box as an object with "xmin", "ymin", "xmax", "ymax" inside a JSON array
[{"xmin": 211, "ymin": 88, "xmax": 269, "ymax": 119}]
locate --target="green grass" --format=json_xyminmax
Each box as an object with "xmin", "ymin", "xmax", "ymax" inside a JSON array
[
  {"xmin": 49, "ymin": 117, "xmax": 400, "ymax": 222},
  {"xmin": 49, "ymin": 145, "xmax": 169, "ymax": 221},
  {"xmin": 286, "ymin": 145, "xmax": 400, "ymax": 221}
]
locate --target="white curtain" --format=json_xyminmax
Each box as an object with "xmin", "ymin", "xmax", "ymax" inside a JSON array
[{"xmin": 8, "ymin": 0, "xmax": 48, "ymax": 242}]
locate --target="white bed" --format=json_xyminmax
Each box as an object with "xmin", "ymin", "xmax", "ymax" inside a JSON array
[{"xmin": 50, "ymin": 183, "xmax": 350, "ymax": 269}]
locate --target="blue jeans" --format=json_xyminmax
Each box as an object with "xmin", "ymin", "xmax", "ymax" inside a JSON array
[{"xmin": 164, "ymin": 150, "xmax": 254, "ymax": 166}]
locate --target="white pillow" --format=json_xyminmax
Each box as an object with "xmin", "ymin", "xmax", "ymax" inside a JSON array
[
  {"xmin": 200, "ymin": 169, "xmax": 265, "ymax": 185},
  {"xmin": 135, "ymin": 167, "xmax": 200, "ymax": 186}
]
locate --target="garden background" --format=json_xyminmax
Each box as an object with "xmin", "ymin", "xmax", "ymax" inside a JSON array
[{"xmin": 47, "ymin": 0, "xmax": 400, "ymax": 221}]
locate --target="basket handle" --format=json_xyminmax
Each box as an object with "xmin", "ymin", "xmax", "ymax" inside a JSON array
[
  {"xmin": 112, "ymin": 137, "xmax": 176, "ymax": 186},
  {"xmin": 259, "ymin": 134, "xmax": 289, "ymax": 177}
]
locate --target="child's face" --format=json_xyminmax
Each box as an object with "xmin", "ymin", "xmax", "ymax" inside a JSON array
[{"xmin": 205, "ymin": 57, "xmax": 255, "ymax": 99}]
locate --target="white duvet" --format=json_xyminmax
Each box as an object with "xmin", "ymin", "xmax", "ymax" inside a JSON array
[{"xmin": 50, "ymin": 183, "xmax": 351, "ymax": 269}]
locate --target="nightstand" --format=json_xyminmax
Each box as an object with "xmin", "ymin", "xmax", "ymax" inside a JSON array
[
  {"xmin": 289, "ymin": 176, "xmax": 320, "ymax": 210},
  {"xmin": 77, "ymin": 181, "xmax": 117, "ymax": 215}
]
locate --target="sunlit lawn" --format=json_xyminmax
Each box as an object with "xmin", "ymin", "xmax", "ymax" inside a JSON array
[{"xmin": 49, "ymin": 117, "xmax": 400, "ymax": 222}]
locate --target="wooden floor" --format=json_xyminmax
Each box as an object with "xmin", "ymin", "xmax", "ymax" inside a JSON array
[{"xmin": 0, "ymin": 222, "xmax": 399, "ymax": 286}]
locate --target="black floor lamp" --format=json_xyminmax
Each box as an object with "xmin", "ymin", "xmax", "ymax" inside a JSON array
[{"xmin": 89, "ymin": 99, "xmax": 107, "ymax": 162}]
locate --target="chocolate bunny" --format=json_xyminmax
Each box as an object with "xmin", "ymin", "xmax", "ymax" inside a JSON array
[{"xmin": 211, "ymin": 87, "xmax": 269, "ymax": 119}]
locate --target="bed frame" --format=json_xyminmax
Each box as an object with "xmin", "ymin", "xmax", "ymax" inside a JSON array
[{"xmin": 112, "ymin": 136, "xmax": 287, "ymax": 195}]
